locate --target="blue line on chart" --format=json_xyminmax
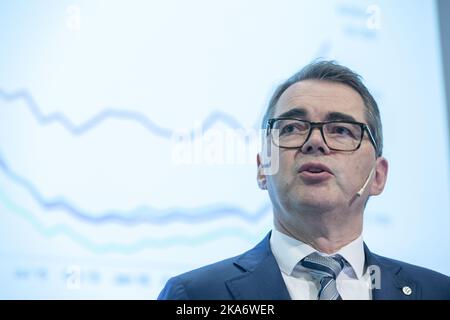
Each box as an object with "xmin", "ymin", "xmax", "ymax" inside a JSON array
[
  {"xmin": 0, "ymin": 88, "xmax": 259, "ymax": 138},
  {"xmin": 0, "ymin": 152, "xmax": 271, "ymax": 225},
  {"xmin": 0, "ymin": 189, "xmax": 265, "ymax": 254}
]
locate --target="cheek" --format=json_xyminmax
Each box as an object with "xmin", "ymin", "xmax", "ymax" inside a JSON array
[
  {"xmin": 267, "ymin": 154, "xmax": 296, "ymax": 190},
  {"xmin": 335, "ymin": 156, "xmax": 372, "ymax": 189},
  {"xmin": 269, "ymin": 169, "xmax": 292, "ymax": 192},
  {"xmin": 277, "ymin": 152, "xmax": 296, "ymax": 179}
]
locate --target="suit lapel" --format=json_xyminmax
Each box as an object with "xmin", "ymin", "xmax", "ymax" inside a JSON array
[
  {"xmin": 225, "ymin": 232, "xmax": 291, "ymax": 300},
  {"xmin": 364, "ymin": 244, "xmax": 419, "ymax": 300},
  {"xmin": 224, "ymin": 235, "xmax": 420, "ymax": 300}
]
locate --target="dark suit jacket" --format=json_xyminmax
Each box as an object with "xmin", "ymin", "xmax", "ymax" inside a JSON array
[{"xmin": 158, "ymin": 232, "xmax": 450, "ymax": 300}]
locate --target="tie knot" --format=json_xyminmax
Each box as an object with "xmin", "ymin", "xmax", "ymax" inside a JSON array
[{"xmin": 300, "ymin": 252, "xmax": 345, "ymax": 279}]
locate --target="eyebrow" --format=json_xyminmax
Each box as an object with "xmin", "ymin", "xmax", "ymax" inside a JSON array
[
  {"xmin": 275, "ymin": 107, "xmax": 358, "ymax": 122},
  {"xmin": 275, "ymin": 108, "xmax": 307, "ymax": 118},
  {"xmin": 325, "ymin": 112, "xmax": 357, "ymax": 122}
]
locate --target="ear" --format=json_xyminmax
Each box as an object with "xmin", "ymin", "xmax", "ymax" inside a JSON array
[
  {"xmin": 256, "ymin": 153, "xmax": 267, "ymax": 190},
  {"xmin": 370, "ymin": 156, "xmax": 388, "ymax": 196}
]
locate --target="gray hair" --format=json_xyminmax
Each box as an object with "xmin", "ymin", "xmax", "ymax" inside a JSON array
[{"xmin": 262, "ymin": 60, "xmax": 383, "ymax": 157}]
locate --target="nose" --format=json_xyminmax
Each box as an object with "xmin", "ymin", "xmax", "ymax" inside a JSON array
[{"xmin": 300, "ymin": 127, "xmax": 331, "ymax": 155}]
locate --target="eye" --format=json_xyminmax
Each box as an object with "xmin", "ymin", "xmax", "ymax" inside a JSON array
[
  {"xmin": 327, "ymin": 123, "xmax": 358, "ymax": 139},
  {"xmin": 279, "ymin": 122, "xmax": 308, "ymax": 135},
  {"xmin": 281, "ymin": 124, "xmax": 297, "ymax": 135},
  {"xmin": 334, "ymin": 126, "xmax": 352, "ymax": 135}
]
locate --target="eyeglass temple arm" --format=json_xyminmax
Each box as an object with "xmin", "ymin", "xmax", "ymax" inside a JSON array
[{"xmin": 364, "ymin": 125, "xmax": 378, "ymax": 154}]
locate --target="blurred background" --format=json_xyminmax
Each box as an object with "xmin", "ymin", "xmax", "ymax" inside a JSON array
[{"xmin": 0, "ymin": 0, "xmax": 449, "ymax": 299}]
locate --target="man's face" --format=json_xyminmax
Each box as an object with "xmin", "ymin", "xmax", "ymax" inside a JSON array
[{"xmin": 258, "ymin": 80, "xmax": 388, "ymax": 216}]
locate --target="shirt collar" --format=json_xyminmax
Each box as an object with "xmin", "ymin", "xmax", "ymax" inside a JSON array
[{"xmin": 270, "ymin": 228, "xmax": 366, "ymax": 279}]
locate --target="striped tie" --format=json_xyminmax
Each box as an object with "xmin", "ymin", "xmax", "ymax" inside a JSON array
[{"xmin": 300, "ymin": 252, "xmax": 345, "ymax": 300}]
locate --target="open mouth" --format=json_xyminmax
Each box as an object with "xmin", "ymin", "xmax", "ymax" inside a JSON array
[
  {"xmin": 298, "ymin": 163, "xmax": 333, "ymax": 181},
  {"xmin": 305, "ymin": 168, "xmax": 326, "ymax": 173},
  {"xmin": 299, "ymin": 163, "xmax": 332, "ymax": 174}
]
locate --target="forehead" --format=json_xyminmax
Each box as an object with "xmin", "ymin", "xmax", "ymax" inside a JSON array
[{"xmin": 274, "ymin": 80, "xmax": 366, "ymax": 122}]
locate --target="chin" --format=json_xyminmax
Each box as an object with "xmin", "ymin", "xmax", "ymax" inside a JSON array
[{"xmin": 294, "ymin": 193, "xmax": 338, "ymax": 211}]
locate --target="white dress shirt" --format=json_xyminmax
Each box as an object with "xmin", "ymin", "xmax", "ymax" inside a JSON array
[{"xmin": 270, "ymin": 228, "xmax": 372, "ymax": 300}]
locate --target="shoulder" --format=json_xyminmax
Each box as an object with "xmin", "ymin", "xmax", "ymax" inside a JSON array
[
  {"xmin": 158, "ymin": 233, "xmax": 274, "ymax": 300},
  {"xmin": 373, "ymin": 253, "xmax": 450, "ymax": 299},
  {"xmin": 157, "ymin": 254, "xmax": 245, "ymax": 300}
]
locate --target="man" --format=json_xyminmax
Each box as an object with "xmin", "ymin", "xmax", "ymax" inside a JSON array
[{"xmin": 158, "ymin": 60, "xmax": 450, "ymax": 300}]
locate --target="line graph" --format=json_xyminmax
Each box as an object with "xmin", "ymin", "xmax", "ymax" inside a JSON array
[
  {"xmin": 0, "ymin": 87, "xmax": 270, "ymax": 226},
  {"xmin": 0, "ymin": 151, "xmax": 271, "ymax": 225},
  {"xmin": 0, "ymin": 188, "xmax": 265, "ymax": 254},
  {"xmin": 0, "ymin": 88, "xmax": 257, "ymax": 138}
]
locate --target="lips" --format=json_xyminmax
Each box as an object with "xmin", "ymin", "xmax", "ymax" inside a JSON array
[
  {"xmin": 298, "ymin": 163, "xmax": 333, "ymax": 182},
  {"xmin": 298, "ymin": 163, "xmax": 332, "ymax": 174}
]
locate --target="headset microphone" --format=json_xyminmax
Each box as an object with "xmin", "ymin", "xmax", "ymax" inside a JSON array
[{"xmin": 348, "ymin": 166, "xmax": 376, "ymax": 206}]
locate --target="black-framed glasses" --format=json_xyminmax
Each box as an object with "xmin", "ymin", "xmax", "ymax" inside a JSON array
[{"xmin": 267, "ymin": 117, "xmax": 378, "ymax": 152}]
